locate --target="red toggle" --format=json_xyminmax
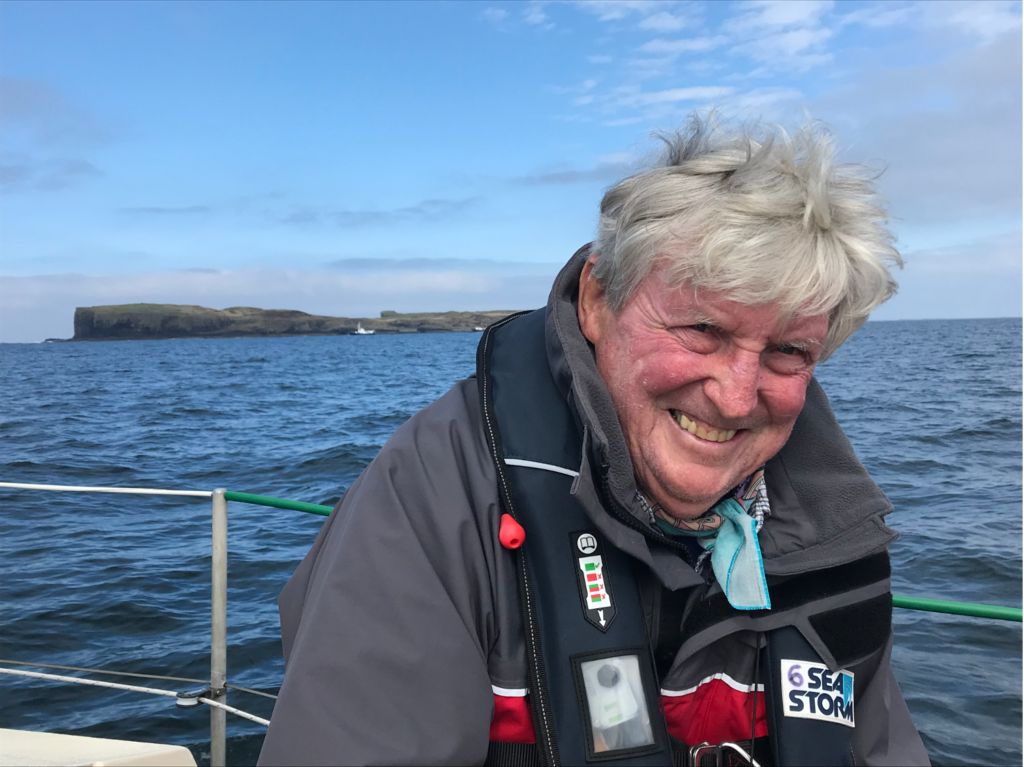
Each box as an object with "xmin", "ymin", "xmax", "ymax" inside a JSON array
[{"xmin": 499, "ymin": 514, "xmax": 525, "ymax": 549}]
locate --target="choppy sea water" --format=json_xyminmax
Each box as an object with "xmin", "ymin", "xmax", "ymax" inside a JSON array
[{"xmin": 0, "ymin": 318, "xmax": 1020, "ymax": 766}]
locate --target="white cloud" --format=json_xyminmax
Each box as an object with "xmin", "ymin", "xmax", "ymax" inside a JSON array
[
  {"xmin": 609, "ymin": 86, "xmax": 735, "ymax": 109},
  {"xmin": 726, "ymin": 86, "xmax": 804, "ymax": 112},
  {"xmin": 638, "ymin": 36, "xmax": 729, "ymax": 55},
  {"xmin": 872, "ymin": 230, "xmax": 1023, "ymax": 320},
  {"xmin": 548, "ymin": 78, "xmax": 598, "ymax": 96},
  {"xmin": 720, "ymin": 0, "xmax": 837, "ymax": 71},
  {"xmin": 923, "ymin": 0, "xmax": 1022, "ymax": 43},
  {"xmin": 603, "ymin": 116, "xmax": 646, "ymax": 127},
  {"xmin": 571, "ymin": 0, "xmax": 675, "ymax": 23},
  {"xmin": 276, "ymin": 197, "xmax": 481, "ymax": 228},
  {"xmin": 730, "ymin": 26, "xmax": 834, "ymax": 70},
  {"xmin": 0, "ymin": 269, "xmax": 490, "ymax": 309},
  {"xmin": 725, "ymin": 0, "xmax": 834, "ymax": 33},
  {"xmin": 813, "ymin": 27, "xmax": 1022, "ymax": 227},
  {"xmin": 524, "ymin": 2, "xmax": 552, "ymax": 27},
  {"xmin": 837, "ymin": 3, "xmax": 916, "ymax": 29},
  {"xmin": 557, "ymin": 0, "xmax": 822, "ymax": 119},
  {"xmin": 596, "ymin": 151, "xmax": 635, "ymax": 166},
  {"xmin": 637, "ymin": 12, "xmax": 689, "ymax": 32},
  {"xmin": 623, "ymin": 56, "xmax": 676, "ymax": 81},
  {"xmin": 622, "ymin": 38, "xmax": 728, "ymax": 81},
  {"xmin": 903, "ymin": 230, "xmax": 1023, "ymax": 275},
  {"xmin": 638, "ymin": 86, "xmax": 735, "ymax": 105},
  {"xmin": 684, "ymin": 59, "xmax": 726, "ymax": 75},
  {"xmin": 600, "ymin": 84, "xmax": 803, "ymax": 125},
  {"xmin": 481, "ymin": 7, "xmax": 509, "ymax": 24}
]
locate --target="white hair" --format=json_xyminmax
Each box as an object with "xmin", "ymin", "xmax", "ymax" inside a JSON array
[{"xmin": 591, "ymin": 115, "xmax": 901, "ymax": 359}]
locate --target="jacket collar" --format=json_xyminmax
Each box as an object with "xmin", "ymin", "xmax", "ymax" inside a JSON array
[{"xmin": 543, "ymin": 246, "xmax": 898, "ymax": 586}]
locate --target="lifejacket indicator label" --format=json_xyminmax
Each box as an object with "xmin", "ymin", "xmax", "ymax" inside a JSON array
[
  {"xmin": 780, "ymin": 660, "xmax": 855, "ymax": 728},
  {"xmin": 579, "ymin": 556, "xmax": 610, "ymax": 608},
  {"xmin": 569, "ymin": 530, "xmax": 617, "ymax": 631}
]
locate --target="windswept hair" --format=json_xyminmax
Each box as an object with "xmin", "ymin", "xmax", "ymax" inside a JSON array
[{"xmin": 591, "ymin": 114, "xmax": 901, "ymax": 360}]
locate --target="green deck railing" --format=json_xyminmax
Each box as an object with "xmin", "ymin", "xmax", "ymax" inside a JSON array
[
  {"xmin": 224, "ymin": 491, "xmax": 334, "ymax": 516},
  {"xmin": 890, "ymin": 595, "xmax": 1021, "ymax": 622},
  {"xmin": 225, "ymin": 491, "xmax": 1024, "ymax": 624}
]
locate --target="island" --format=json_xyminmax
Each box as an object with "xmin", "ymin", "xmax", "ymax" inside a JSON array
[{"xmin": 69, "ymin": 304, "xmax": 519, "ymax": 341}]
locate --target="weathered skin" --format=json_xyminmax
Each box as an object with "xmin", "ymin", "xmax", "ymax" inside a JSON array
[{"xmin": 578, "ymin": 254, "xmax": 828, "ymax": 520}]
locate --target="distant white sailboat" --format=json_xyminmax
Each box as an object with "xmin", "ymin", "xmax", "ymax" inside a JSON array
[{"xmin": 354, "ymin": 322, "xmax": 374, "ymax": 335}]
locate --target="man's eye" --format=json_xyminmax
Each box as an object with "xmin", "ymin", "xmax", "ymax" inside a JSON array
[
  {"xmin": 776, "ymin": 345, "xmax": 801, "ymax": 355},
  {"xmin": 690, "ymin": 324, "xmax": 710, "ymax": 333}
]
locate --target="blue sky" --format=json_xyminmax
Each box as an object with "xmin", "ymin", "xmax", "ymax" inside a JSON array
[{"xmin": 1, "ymin": 0, "xmax": 1020, "ymax": 342}]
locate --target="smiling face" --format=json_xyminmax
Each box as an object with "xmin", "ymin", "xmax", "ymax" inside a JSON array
[{"xmin": 578, "ymin": 256, "xmax": 829, "ymax": 520}]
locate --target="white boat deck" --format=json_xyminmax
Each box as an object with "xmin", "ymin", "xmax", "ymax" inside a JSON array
[{"xmin": 0, "ymin": 729, "xmax": 196, "ymax": 767}]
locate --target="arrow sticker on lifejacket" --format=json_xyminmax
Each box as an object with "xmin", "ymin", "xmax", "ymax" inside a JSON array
[{"xmin": 570, "ymin": 530, "xmax": 616, "ymax": 632}]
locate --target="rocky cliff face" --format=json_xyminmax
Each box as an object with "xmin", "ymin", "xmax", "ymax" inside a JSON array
[{"xmin": 71, "ymin": 304, "xmax": 515, "ymax": 340}]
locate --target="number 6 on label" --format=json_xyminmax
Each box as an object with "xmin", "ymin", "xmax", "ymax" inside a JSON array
[{"xmin": 787, "ymin": 664, "xmax": 803, "ymax": 687}]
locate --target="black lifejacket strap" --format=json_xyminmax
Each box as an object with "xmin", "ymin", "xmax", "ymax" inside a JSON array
[
  {"xmin": 478, "ymin": 311, "xmax": 561, "ymax": 766},
  {"xmin": 478, "ymin": 310, "xmax": 672, "ymax": 766},
  {"xmin": 486, "ymin": 741, "xmax": 543, "ymax": 767}
]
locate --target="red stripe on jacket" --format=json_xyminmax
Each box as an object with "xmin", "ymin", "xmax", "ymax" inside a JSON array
[
  {"xmin": 662, "ymin": 679, "xmax": 768, "ymax": 746},
  {"xmin": 489, "ymin": 680, "xmax": 766, "ymax": 747},
  {"xmin": 489, "ymin": 694, "xmax": 536, "ymax": 743}
]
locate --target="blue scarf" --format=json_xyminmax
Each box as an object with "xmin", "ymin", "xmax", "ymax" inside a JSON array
[{"xmin": 642, "ymin": 469, "xmax": 771, "ymax": 611}]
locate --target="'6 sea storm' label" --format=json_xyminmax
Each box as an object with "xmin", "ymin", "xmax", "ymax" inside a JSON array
[{"xmin": 780, "ymin": 660, "xmax": 855, "ymax": 728}]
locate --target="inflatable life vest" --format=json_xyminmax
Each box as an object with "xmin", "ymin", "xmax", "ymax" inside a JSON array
[{"xmin": 478, "ymin": 309, "xmax": 888, "ymax": 766}]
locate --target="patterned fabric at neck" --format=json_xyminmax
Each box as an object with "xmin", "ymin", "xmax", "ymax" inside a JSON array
[
  {"xmin": 648, "ymin": 467, "xmax": 769, "ymax": 536},
  {"xmin": 638, "ymin": 467, "xmax": 772, "ymax": 611}
]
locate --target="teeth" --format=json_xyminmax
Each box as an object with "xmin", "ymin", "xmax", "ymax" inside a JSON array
[{"xmin": 673, "ymin": 411, "xmax": 737, "ymax": 444}]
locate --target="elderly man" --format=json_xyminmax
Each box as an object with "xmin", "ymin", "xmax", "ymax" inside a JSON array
[{"xmin": 258, "ymin": 119, "xmax": 929, "ymax": 766}]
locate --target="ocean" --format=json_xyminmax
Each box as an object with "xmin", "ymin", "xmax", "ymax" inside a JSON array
[{"xmin": 1, "ymin": 317, "xmax": 1020, "ymax": 766}]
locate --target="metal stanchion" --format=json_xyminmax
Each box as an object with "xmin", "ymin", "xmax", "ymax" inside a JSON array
[{"xmin": 211, "ymin": 489, "xmax": 228, "ymax": 767}]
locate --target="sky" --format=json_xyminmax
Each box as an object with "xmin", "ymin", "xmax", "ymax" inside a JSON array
[{"xmin": 0, "ymin": 0, "xmax": 1021, "ymax": 343}]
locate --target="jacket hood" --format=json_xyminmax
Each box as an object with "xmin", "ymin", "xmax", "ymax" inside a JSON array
[{"xmin": 544, "ymin": 245, "xmax": 898, "ymax": 586}]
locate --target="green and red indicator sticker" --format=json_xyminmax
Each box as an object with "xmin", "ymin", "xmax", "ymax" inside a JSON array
[
  {"xmin": 570, "ymin": 530, "xmax": 616, "ymax": 632},
  {"xmin": 581, "ymin": 557, "xmax": 610, "ymax": 607}
]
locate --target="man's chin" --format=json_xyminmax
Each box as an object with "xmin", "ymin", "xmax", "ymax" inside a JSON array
[{"xmin": 651, "ymin": 472, "xmax": 740, "ymax": 519}]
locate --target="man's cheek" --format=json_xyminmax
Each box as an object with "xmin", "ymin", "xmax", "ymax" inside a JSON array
[
  {"xmin": 640, "ymin": 358, "xmax": 698, "ymax": 394},
  {"xmin": 767, "ymin": 379, "xmax": 812, "ymax": 419}
]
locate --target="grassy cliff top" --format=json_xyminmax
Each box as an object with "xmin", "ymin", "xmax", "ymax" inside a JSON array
[{"xmin": 72, "ymin": 304, "xmax": 520, "ymax": 340}]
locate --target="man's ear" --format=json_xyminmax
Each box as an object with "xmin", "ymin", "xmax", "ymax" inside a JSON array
[{"xmin": 577, "ymin": 255, "xmax": 608, "ymax": 345}]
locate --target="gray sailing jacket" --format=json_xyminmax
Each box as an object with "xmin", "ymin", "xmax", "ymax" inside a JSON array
[{"xmin": 258, "ymin": 248, "xmax": 930, "ymax": 766}]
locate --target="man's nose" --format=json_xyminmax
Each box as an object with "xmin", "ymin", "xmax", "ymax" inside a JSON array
[{"xmin": 704, "ymin": 350, "xmax": 761, "ymax": 420}]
